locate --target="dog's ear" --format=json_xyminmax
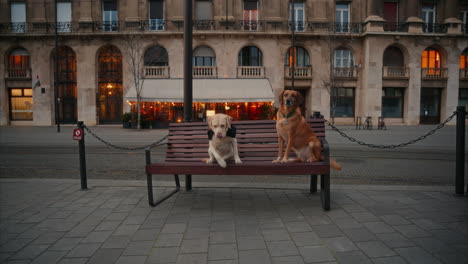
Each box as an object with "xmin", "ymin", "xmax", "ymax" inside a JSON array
[
  {"xmin": 296, "ymin": 92, "xmax": 304, "ymax": 107},
  {"xmin": 226, "ymin": 115, "xmax": 233, "ymax": 129},
  {"xmin": 207, "ymin": 115, "xmax": 214, "ymax": 129},
  {"xmin": 279, "ymin": 90, "xmax": 285, "ymax": 105}
]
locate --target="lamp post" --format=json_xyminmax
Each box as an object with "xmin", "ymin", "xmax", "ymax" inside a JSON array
[
  {"xmin": 290, "ymin": 0, "xmax": 295, "ymax": 91},
  {"xmin": 183, "ymin": 0, "xmax": 193, "ymax": 122},
  {"xmin": 54, "ymin": 0, "xmax": 61, "ymax": 132}
]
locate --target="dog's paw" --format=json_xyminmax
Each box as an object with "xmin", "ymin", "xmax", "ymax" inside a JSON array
[
  {"xmin": 206, "ymin": 159, "xmax": 215, "ymax": 164},
  {"xmin": 235, "ymin": 158, "xmax": 242, "ymax": 164},
  {"xmin": 218, "ymin": 160, "xmax": 227, "ymax": 168},
  {"xmin": 272, "ymin": 158, "xmax": 281, "ymax": 163}
]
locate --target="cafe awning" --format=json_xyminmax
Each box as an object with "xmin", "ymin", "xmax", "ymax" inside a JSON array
[{"xmin": 124, "ymin": 78, "xmax": 274, "ymax": 103}]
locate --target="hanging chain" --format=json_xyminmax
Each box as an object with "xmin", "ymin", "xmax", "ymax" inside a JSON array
[
  {"xmin": 82, "ymin": 125, "xmax": 168, "ymax": 151},
  {"xmin": 324, "ymin": 111, "xmax": 457, "ymax": 149}
]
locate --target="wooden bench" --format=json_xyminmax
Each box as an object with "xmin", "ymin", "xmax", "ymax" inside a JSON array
[{"xmin": 145, "ymin": 118, "xmax": 332, "ymax": 210}]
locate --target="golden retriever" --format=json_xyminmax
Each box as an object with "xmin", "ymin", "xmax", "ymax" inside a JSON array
[
  {"xmin": 273, "ymin": 90, "xmax": 342, "ymax": 170},
  {"xmin": 205, "ymin": 114, "xmax": 242, "ymax": 168}
]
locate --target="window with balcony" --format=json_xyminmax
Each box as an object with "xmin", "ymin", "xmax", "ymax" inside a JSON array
[
  {"xmin": 144, "ymin": 45, "xmax": 169, "ymax": 78},
  {"xmin": 238, "ymin": 46, "xmax": 264, "ymax": 77},
  {"xmin": 193, "ymin": 46, "xmax": 216, "ymax": 77},
  {"xmin": 9, "ymin": 88, "xmax": 33, "ymax": 121},
  {"xmin": 243, "ymin": 0, "xmax": 258, "ymax": 31},
  {"xmin": 289, "ymin": 2, "xmax": 305, "ymax": 32},
  {"xmin": 383, "ymin": 2, "xmax": 399, "ymax": 31},
  {"xmin": 383, "ymin": 46, "xmax": 407, "ymax": 78},
  {"xmin": 195, "ymin": 0, "xmax": 213, "ymax": 30},
  {"xmin": 102, "ymin": 0, "xmax": 118, "ymax": 32},
  {"xmin": 382, "ymin": 87, "xmax": 404, "ymax": 118},
  {"xmin": 460, "ymin": 10, "xmax": 468, "ymax": 33},
  {"xmin": 331, "ymin": 87, "xmax": 355, "ymax": 117},
  {"xmin": 333, "ymin": 48, "xmax": 355, "ymax": 78},
  {"xmin": 285, "ymin": 46, "xmax": 311, "ymax": 78},
  {"xmin": 421, "ymin": 48, "xmax": 445, "ymax": 78},
  {"xmin": 10, "ymin": 2, "xmax": 26, "ymax": 33},
  {"xmin": 57, "ymin": 2, "xmax": 72, "ymax": 32},
  {"xmin": 335, "ymin": 2, "xmax": 350, "ymax": 32},
  {"xmin": 8, "ymin": 48, "xmax": 30, "ymax": 79},
  {"xmin": 421, "ymin": 4, "xmax": 436, "ymax": 32},
  {"xmin": 149, "ymin": 0, "xmax": 164, "ymax": 31}
]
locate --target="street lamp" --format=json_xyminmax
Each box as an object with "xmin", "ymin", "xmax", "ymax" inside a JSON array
[
  {"xmin": 290, "ymin": 0, "xmax": 295, "ymax": 91},
  {"xmin": 54, "ymin": 0, "xmax": 61, "ymax": 132}
]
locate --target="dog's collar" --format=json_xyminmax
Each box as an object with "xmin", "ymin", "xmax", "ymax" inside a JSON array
[
  {"xmin": 207, "ymin": 125, "xmax": 237, "ymax": 140},
  {"xmin": 281, "ymin": 110, "xmax": 296, "ymax": 119}
]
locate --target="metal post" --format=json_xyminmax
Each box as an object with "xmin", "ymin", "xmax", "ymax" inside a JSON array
[
  {"xmin": 290, "ymin": 0, "xmax": 295, "ymax": 90},
  {"xmin": 77, "ymin": 121, "xmax": 87, "ymax": 190},
  {"xmin": 54, "ymin": 0, "xmax": 60, "ymax": 132},
  {"xmin": 455, "ymin": 106, "xmax": 466, "ymax": 196},
  {"xmin": 185, "ymin": 174, "xmax": 192, "ymax": 190},
  {"xmin": 145, "ymin": 148, "xmax": 154, "ymax": 205},
  {"xmin": 183, "ymin": 0, "xmax": 193, "ymax": 122}
]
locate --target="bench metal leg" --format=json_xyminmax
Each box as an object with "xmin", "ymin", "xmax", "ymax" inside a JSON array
[
  {"xmin": 310, "ymin": 175, "xmax": 317, "ymax": 193},
  {"xmin": 320, "ymin": 174, "xmax": 330, "ymax": 211},
  {"xmin": 185, "ymin": 174, "xmax": 192, "ymax": 191}
]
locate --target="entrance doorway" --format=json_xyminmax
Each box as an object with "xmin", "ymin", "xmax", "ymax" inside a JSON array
[
  {"xmin": 420, "ymin": 88, "xmax": 441, "ymax": 124},
  {"xmin": 56, "ymin": 46, "xmax": 77, "ymax": 123}
]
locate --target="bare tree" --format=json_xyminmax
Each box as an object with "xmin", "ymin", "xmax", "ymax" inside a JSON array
[{"xmin": 123, "ymin": 34, "xmax": 145, "ymax": 129}]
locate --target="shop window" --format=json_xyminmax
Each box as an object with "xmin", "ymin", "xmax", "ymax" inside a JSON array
[
  {"xmin": 382, "ymin": 88, "xmax": 404, "ymax": 118},
  {"xmin": 460, "ymin": 88, "xmax": 468, "ymax": 108},
  {"xmin": 238, "ymin": 46, "xmax": 263, "ymax": 66},
  {"xmin": 9, "ymin": 88, "xmax": 33, "ymax": 120},
  {"xmin": 331, "ymin": 87, "xmax": 355, "ymax": 117},
  {"xmin": 285, "ymin": 46, "xmax": 310, "ymax": 67},
  {"xmin": 193, "ymin": 46, "xmax": 216, "ymax": 66}
]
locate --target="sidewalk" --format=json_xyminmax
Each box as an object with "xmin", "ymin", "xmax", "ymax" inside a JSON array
[{"xmin": 1, "ymin": 178, "xmax": 467, "ymax": 264}]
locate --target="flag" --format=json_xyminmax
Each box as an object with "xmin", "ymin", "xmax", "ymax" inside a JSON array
[{"xmin": 33, "ymin": 75, "xmax": 41, "ymax": 88}]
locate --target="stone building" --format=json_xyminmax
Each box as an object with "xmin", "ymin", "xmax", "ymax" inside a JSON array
[{"xmin": 1, "ymin": 0, "xmax": 467, "ymax": 126}]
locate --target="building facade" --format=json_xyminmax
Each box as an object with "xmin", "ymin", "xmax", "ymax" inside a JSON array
[{"xmin": 1, "ymin": 0, "xmax": 467, "ymax": 127}]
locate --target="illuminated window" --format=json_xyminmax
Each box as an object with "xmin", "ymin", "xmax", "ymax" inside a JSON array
[
  {"xmin": 9, "ymin": 88, "xmax": 33, "ymax": 120},
  {"xmin": 98, "ymin": 45, "xmax": 123, "ymax": 123},
  {"xmin": 460, "ymin": 49, "xmax": 468, "ymax": 69},
  {"xmin": 243, "ymin": 0, "xmax": 258, "ymax": 30},
  {"xmin": 421, "ymin": 48, "xmax": 441, "ymax": 68}
]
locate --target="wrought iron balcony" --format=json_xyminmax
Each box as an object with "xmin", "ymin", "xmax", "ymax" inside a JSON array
[
  {"xmin": 383, "ymin": 22, "xmax": 408, "ymax": 32},
  {"xmin": 333, "ymin": 67, "xmax": 358, "ymax": 79},
  {"xmin": 423, "ymin": 23, "xmax": 447, "ymax": 33},
  {"xmin": 6, "ymin": 22, "xmax": 26, "ymax": 33},
  {"xmin": 146, "ymin": 19, "xmax": 165, "ymax": 31},
  {"xmin": 193, "ymin": 20, "xmax": 216, "ymax": 31},
  {"xmin": 193, "ymin": 66, "xmax": 217, "ymax": 78},
  {"xmin": 6, "ymin": 67, "xmax": 32, "ymax": 79},
  {"xmin": 95, "ymin": 21, "xmax": 120, "ymax": 32},
  {"xmin": 237, "ymin": 66, "xmax": 265, "ymax": 78},
  {"xmin": 382, "ymin": 66, "xmax": 409, "ymax": 79},
  {"xmin": 144, "ymin": 66, "xmax": 169, "ymax": 78},
  {"xmin": 284, "ymin": 66, "xmax": 312, "ymax": 79},
  {"xmin": 288, "ymin": 21, "xmax": 306, "ymax": 32},
  {"xmin": 421, "ymin": 68, "xmax": 448, "ymax": 79},
  {"xmin": 334, "ymin": 23, "xmax": 363, "ymax": 33}
]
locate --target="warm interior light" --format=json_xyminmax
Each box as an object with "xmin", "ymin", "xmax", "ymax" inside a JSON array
[
  {"xmin": 107, "ymin": 83, "xmax": 113, "ymax": 89},
  {"xmin": 206, "ymin": 110, "xmax": 216, "ymax": 117}
]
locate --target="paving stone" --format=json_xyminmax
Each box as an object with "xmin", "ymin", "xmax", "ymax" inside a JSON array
[
  {"xmin": 356, "ymin": 241, "xmax": 396, "ymax": 258},
  {"xmin": 115, "ymin": 255, "xmax": 147, "ymax": 264},
  {"xmin": 31, "ymin": 232, "xmax": 65, "ymax": 245},
  {"xmin": 312, "ymin": 225, "xmax": 344, "ymax": 238},
  {"xmin": 147, "ymin": 247, "xmax": 179, "ymax": 263},
  {"xmin": 259, "ymin": 218, "xmax": 284, "ymax": 229},
  {"xmin": 208, "ymin": 244, "xmax": 237, "ymax": 261},
  {"xmin": 49, "ymin": 237, "xmax": 82, "ymax": 251},
  {"xmin": 284, "ymin": 221, "xmax": 312, "ymax": 233},
  {"xmin": 261, "ymin": 229, "xmax": 291, "ymax": 241},
  {"xmin": 341, "ymin": 228, "xmax": 377, "ymax": 242},
  {"xmin": 394, "ymin": 225, "xmax": 431, "ymax": 238},
  {"xmin": 395, "ymin": 247, "xmax": 443, "ymax": 264},
  {"xmin": 95, "ymin": 221, "xmax": 122, "ymax": 231},
  {"xmin": 266, "ymin": 240, "xmax": 299, "ymax": 257},
  {"xmin": 113, "ymin": 225, "xmax": 140, "ymax": 236},
  {"xmin": 333, "ymin": 218, "xmax": 363, "ymax": 229},
  {"xmin": 57, "ymin": 258, "xmax": 89, "ymax": 264},
  {"xmin": 379, "ymin": 215, "xmax": 411, "ymax": 226},
  {"xmin": 86, "ymin": 248, "xmax": 123, "ymax": 264},
  {"xmin": 271, "ymin": 255, "xmax": 304, "ymax": 264},
  {"xmin": 371, "ymin": 256, "xmax": 408, "ymax": 264},
  {"xmin": 81, "ymin": 231, "xmax": 112, "ymax": 243},
  {"xmin": 0, "ymin": 238, "xmax": 34, "ymax": 253},
  {"xmin": 122, "ymin": 240, "xmax": 153, "ymax": 256},
  {"xmin": 154, "ymin": 233, "xmax": 183, "ymax": 247},
  {"xmin": 412, "ymin": 237, "xmax": 456, "ymax": 254},
  {"xmin": 334, "ymin": 251, "xmax": 372, "ymax": 264},
  {"xmin": 305, "ymin": 215, "xmax": 333, "ymax": 226},
  {"xmin": 350, "ymin": 212, "xmax": 379, "ymax": 223},
  {"xmin": 131, "ymin": 228, "xmax": 160, "ymax": 241},
  {"xmin": 10, "ymin": 244, "xmax": 49, "ymax": 260},
  {"xmin": 238, "ymin": 250, "xmax": 270, "ymax": 264},
  {"xmin": 101, "ymin": 236, "xmax": 131, "ymax": 249},
  {"xmin": 340, "ymin": 204, "xmax": 367, "ymax": 213},
  {"xmin": 65, "ymin": 243, "xmax": 100, "ymax": 258},
  {"xmin": 208, "ymin": 260, "xmax": 238, "ymax": 264},
  {"xmin": 290, "ymin": 232, "xmax": 321, "ymax": 247},
  {"xmin": 376, "ymin": 233, "xmax": 415, "ymax": 248},
  {"xmin": 298, "ymin": 245, "xmax": 335, "ymax": 263},
  {"xmin": 324, "ymin": 237, "xmax": 358, "ymax": 252},
  {"xmin": 237, "ymin": 236, "xmax": 266, "ymax": 250},
  {"xmin": 411, "ymin": 219, "xmax": 445, "ymax": 230},
  {"xmin": 363, "ymin": 222, "xmax": 395, "ymax": 234},
  {"xmin": 211, "ymin": 220, "xmax": 235, "ymax": 232},
  {"xmin": 30, "ymin": 250, "xmax": 67, "ymax": 264},
  {"xmin": 433, "ymin": 252, "xmax": 468, "ymax": 264},
  {"xmin": 180, "ymin": 238, "xmax": 209, "ymax": 254},
  {"xmin": 210, "ymin": 231, "xmax": 236, "ymax": 244},
  {"xmin": 176, "ymin": 253, "xmax": 208, "ymax": 264}
]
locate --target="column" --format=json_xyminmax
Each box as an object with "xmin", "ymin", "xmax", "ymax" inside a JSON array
[
  {"xmin": 406, "ymin": 0, "xmax": 419, "ymax": 19},
  {"xmin": 406, "ymin": 0, "xmax": 423, "ymax": 33},
  {"xmin": 367, "ymin": 0, "xmax": 383, "ymax": 18},
  {"xmin": 405, "ymin": 46, "xmax": 422, "ymax": 125},
  {"xmin": 76, "ymin": 45, "xmax": 98, "ymax": 125},
  {"xmin": 443, "ymin": 52, "xmax": 460, "ymax": 125}
]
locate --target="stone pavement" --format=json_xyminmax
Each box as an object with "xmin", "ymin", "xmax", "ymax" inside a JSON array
[{"xmin": 1, "ymin": 178, "xmax": 467, "ymax": 264}]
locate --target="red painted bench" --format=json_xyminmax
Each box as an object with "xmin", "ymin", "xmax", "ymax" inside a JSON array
[{"xmin": 145, "ymin": 119, "xmax": 332, "ymax": 210}]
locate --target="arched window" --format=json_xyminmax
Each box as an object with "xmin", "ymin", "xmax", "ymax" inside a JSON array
[
  {"xmin": 238, "ymin": 46, "xmax": 263, "ymax": 66},
  {"xmin": 285, "ymin": 46, "xmax": 310, "ymax": 67},
  {"xmin": 421, "ymin": 48, "xmax": 441, "ymax": 69},
  {"xmin": 193, "ymin": 46, "xmax": 216, "ymax": 66},
  {"xmin": 98, "ymin": 45, "xmax": 123, "ymax": 123},
  {"xmin": 383, "ymin": 46, "xmax": 404, "ymax": 67},
  {"xmin": 55, "ymin": 46, "xmax": 77, "ymax": 123},
  {"xmin": 333, "ymin": 48, "xmax": 354, "ymax": 68},
  {"xmin": 8, "ymin": 48, "xmax": 30, "ymax": 78},
  {"xmin": 144, "ymin": 45, "xmax": 168, "ymax": 66}
]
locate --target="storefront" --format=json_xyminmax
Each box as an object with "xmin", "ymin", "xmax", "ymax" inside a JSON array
[{"xmin": 125, "ymin": 78, "xmax": 275, "ymax": 126}]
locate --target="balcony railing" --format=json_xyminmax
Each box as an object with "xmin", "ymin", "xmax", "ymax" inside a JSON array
[
  {"xmin": 288, "ymin": 21, "xmax": 306, "ymax": 32},
  {"xmin": 423, "ymin": 23, "xmax": 447, "ymax": 33},
  {"xmin": 460, "ymin": 69, "xmax": 468, "ymax": 80},
  {"xmin": 382, "ymin": 66, "xmax": 409, "ymax": 79},
  {"xmin": 421, "ymin": 68, "xmax": 448, "ymax": 79},
  {"xmin": 333, "ymin": 67, "xmax": 358, "ymax": 78},
  {"xmin": 7, "ymin": 22, "xmax": 26, "ymax": 33},
  {"xmin": 237, "ymin": 66, "xmax": 265, "ymax": 78},
  {"xmin": 6, "ymin": 68, "xmax": 32, "ymax": 79},
  {"xmin": 95, "ymin": 21, "xmax": 120, "ymax": 32},
  {"xmin": 334, "ymin": 23, "xmax": 363, "ymax": 33},
  {"xmin": 383, "ymin": 22, "xmax": 408, "ymax": 32},
  {"xmin": 144, "ymin": 66, "xmax": 169, "ymax": 78},
  {"xmin": 193, "ymin": 20, "xmax": 216, "ymax": 30},
  {"xmin": 147, "ymin": 19, "xmax": 165, "ymax": 31},
  {"xmin": 193, "ymin": 66, "xmax": 217, "ymax": 78},
  {"xmin": 284, "ymin": 66, "xmax": 312, "ymax": 79}
]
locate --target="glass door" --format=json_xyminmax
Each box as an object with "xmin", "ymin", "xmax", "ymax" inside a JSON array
[
  {"xmin": 290, "ymin": 2, "xmax": 304, "ymax": 32},
  {"xmin": 420, "ymin": 88, "xmax": 441, "ymax": 124},
  {"xmin": 421, "ymin": 5, "xmax": 435, "ymax": 32},
  {"xmin": 335, "ymin": 3, "xmax": 349, "ymax": 32}
]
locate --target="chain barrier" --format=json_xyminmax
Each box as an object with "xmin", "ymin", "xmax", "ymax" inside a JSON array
[
  {"xmin": 324, "ymin": 111, "xmax": 457, "ymax": 149},
  {"xmin": 82, "ymin": 125, "xmax": 168, "ymax": 151}
]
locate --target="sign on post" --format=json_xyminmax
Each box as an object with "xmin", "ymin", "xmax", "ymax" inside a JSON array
[{"xmin": 73, "ymin": 128, "xmax": 83, "ymax": 141}]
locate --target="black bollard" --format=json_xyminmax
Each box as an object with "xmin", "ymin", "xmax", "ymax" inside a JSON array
[
  {"xmin": 77, "ymin": 121, "xmax": 88, "ymax": 190},
  {"xmin": 455, "ymin": 106, "xmax": 466, "ymax": 196}
]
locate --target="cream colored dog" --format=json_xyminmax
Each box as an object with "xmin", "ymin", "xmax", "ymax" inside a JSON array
[{"xmin": 205, "ymin": 114, "xmax": 242, "ymax": 168}]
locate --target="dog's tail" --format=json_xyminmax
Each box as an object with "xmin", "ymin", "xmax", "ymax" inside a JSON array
[{"xmin": 330, "ymin": 158, "xmax": 342, "ymax": 171}]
